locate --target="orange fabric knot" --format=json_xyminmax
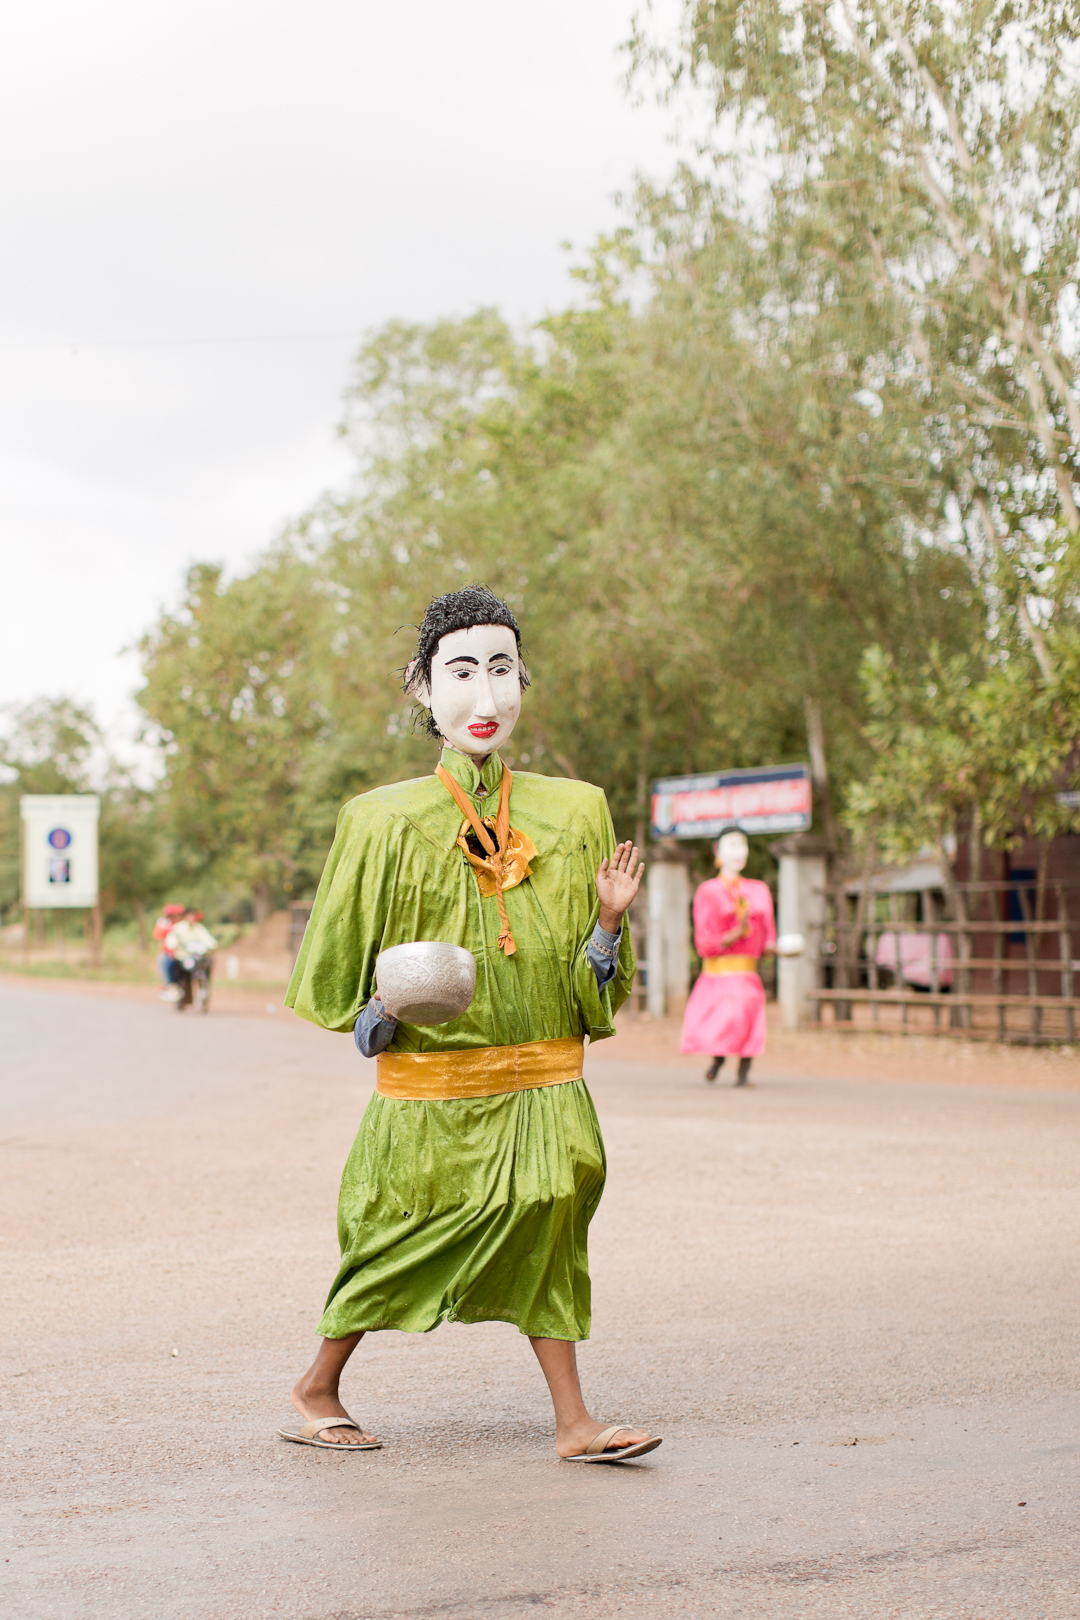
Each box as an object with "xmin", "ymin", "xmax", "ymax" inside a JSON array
[
  {"xmin": 436, "ymin": 763, "xmax": 537, "ymax": 956},
  {"xmin": 722, "ymin": 872, "xmax": 751, "ymax": 941}
]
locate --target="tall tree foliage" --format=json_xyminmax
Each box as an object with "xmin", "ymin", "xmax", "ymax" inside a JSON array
[
  {"xmin": 632, "ymin": 0, "xmax": 1080, "ymax": 868},
  {"xmin": 847, "ymin": 640, "xmax": 1080, "ymax": 874},
  {"xmin": 640, "ymin": 0, "xmax": 1080, "ymax": 666},
  {"xmin": 317, "ymin": 297, "xmax": 968, "ymax": 833},
  {"xmin": 139, "ymin": 557, "xmax": 345, "ymax": 918},
  {"xmin": 138, "ymin": 284, "xmax": 974, "ymax": 903},
  {"xmin": 139, "ymin": 0, "xmax": 1080, "ymax": 900}
]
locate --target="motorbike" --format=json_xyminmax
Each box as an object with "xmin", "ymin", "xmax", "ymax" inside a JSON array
[{"xmin": 174, "ymin": 952, "xmax": 213, "ymax": 1014}]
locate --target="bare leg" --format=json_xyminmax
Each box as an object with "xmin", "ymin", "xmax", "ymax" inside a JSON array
[
  {"xmin": 290, "ymin": 1332, "xmax": 378, "ymax": 1446},
  {"xmin": 529, "ymin": 1337, "xmax": 651, "ymax": 1458},
  {"xmin": 704, "ymin": 1056, "xmax": 724, "ymax": 1082},
  {"xmin": 735, "ymin": 1057, "xmax": 752, "ymax": 1086}
]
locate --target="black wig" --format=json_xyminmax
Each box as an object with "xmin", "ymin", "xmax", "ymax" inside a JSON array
[{"xmin": 404, "ymin": 584, "xmax": 529, "ymax": 739}]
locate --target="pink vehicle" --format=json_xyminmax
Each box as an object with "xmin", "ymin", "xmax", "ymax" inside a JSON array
[{"xmin": 875, "ymin": 930, "xmax": 954, "ymax": 988}]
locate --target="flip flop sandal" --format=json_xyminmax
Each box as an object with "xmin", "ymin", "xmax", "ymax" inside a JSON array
[
  {"xmin": 278, "ymin": 1417, "xmax": 382, "ymax": 1450},
  {"xmin": 563, "ymin": 1425, "xmax": 663, "ymax": 1463}
]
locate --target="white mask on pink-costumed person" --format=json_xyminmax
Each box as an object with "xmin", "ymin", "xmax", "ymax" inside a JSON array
[
  {"xmin": 716, "ymin": 830, "xmax": 749, "ymax": 881},
  {"xmin": 412, "ymin": 624, "xmax": 523, "ymax": 761}
]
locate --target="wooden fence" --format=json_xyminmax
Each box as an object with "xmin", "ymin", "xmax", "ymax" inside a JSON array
[{"xmin": 810, "ymin": 878, "xmax": 1080, "ymax": 1044}]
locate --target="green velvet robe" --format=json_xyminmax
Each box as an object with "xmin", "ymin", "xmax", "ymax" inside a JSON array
[{"xmin": 286, "ymin": 747, "xmax": 636, "ymax": 1341}]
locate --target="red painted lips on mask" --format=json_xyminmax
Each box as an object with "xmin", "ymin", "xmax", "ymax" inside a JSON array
[{"xmin": 468, "ymin": 722, "xmax": 499, "ymax": 738}]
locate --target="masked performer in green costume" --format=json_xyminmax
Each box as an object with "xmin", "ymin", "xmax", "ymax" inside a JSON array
[{"xmin": 280, "ymin": 586, "xmax": 661, "ymax": 1463}]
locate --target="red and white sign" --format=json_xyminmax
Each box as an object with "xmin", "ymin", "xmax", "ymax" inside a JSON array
[{"xmin": 651, "ymin": 765, "xmax": 812, "ymax": 838}]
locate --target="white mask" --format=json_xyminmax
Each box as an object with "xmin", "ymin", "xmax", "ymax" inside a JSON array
[
  {"xmin": 414, "ymin": 624, "xmax": 523, "ymax": 758},
  {"xmin": 716, "ymin": 831, "xmax": 748, "ymax": 873}
]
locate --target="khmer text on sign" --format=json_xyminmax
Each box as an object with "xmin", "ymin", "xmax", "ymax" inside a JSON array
[{"xmin": 651, "ymin": 765, "xmax": 812, "ymax": 839}]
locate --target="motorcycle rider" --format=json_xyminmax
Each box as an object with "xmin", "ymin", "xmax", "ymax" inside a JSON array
[
  {"xmin": 153, "ymin": 903, "xmax": 186, "ymax": 1001},
  {"xmin": 164, "ymin": 909, "xmax": 219, "ymax": 1002}
]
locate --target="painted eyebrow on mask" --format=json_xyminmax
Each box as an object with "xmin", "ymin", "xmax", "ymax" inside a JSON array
[{"xmin": 442, "ymin": 651, "xmax": 515, "ymax": 667}]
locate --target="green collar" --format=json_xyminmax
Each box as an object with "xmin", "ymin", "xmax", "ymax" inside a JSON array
[{"xmin": 438, "ymin": 746, "xmax": 504, "ymax": 801}]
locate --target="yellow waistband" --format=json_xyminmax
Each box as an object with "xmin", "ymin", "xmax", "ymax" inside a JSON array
[
  {"xmin": 703, "ymin": 955, "xmax": 759, "ymax": 974},
  {"xmin": 376, "ymin": 1036, "xmax": 586, "ymax": 1101}
]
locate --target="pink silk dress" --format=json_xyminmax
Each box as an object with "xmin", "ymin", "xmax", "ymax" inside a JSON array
[{"xmin": 680, "ymin": 875, "xmax": 777, "ymax": 1058}]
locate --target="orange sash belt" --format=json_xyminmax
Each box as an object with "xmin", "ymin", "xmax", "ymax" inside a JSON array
[
  {"xmin": 703, "ymin": 955, "xmax": 759, "ymax": 974},
  {"xmin": 376, "ymin": 1037, "xmax": 585, "ymax": 1100}
]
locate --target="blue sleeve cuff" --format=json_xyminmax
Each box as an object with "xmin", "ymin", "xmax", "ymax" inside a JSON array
[
  {"xmin": 586, "ymin": 922, "xmax": 622, "ymax": 990},
  {"xmin": 354, "ymin": 996, "xmax": 398, "ymax": 1058}
]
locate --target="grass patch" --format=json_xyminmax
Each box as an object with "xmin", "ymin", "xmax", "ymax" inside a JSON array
[
  {"xmin": 0, "ymin": 958, "xmax": 160, "ymax": 985},
  {"xmin": 0, "ymin": 958, "xmax": 290, "ymax": 997}
]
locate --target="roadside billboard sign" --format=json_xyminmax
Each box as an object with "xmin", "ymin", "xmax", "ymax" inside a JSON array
[
  {"xmin": 651, "ymin": 765, "xmax": 812, "ymax": 839},
  {"xmin": 21, "ymin": 794, "xmax": 100, "ymax": 908}
]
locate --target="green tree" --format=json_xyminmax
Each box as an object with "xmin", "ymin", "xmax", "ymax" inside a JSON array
[
  {"xmin": 846, "ymin": 640, "xmax": 1080, "ymax": 889},
  {"xmin": 138, "ymin": 556, "xmax": 343, "ymax": 918},
  {"xmin": 97, "ymin": 778, "xmax": 172, "ymax": 945},
  {"xmin": 301, "ymin": 286, "xmax": 975, "ymax": 838},
  {"xmin": 638, "ymin": 0, "xmax": 1080, "ymax": 680},
  {"xmin": 139, "ymin": 275, "xmax": 982, "ymax": 894}
]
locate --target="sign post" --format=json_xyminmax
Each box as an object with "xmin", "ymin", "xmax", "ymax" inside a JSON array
[
  {"xmin": 651, "ymin": 764, "xmax": 812, "ymax": 840},
  {"xmin": 21, "ymin": 795, "xmax": 100, "ymax": 907},
  {"xmin": 21, "ymin": 795, "xmax": 101, "ymax": 962}
]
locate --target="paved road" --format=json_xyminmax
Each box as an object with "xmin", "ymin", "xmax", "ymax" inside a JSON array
[{"xmin": 2, "ymin": 982, "xmax": 1078, "ymax": 1619}]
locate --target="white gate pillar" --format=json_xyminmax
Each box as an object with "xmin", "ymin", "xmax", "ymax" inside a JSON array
[
  {"xmin": 646, "ymin": 853, "xmax": 691, "ymax": 1019},
  {"xmin": 772, "ymin": 834, "xmax": 830, "ymax": 1029}
]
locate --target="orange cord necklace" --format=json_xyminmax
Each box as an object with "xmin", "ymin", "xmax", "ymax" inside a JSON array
[
  {"xmin": 721, "ymin": 872, "xmax": 751, "ymax": 941},
  {"xmin": 437, "ymin": 763, "xmax": 536, "ymax": 956}
]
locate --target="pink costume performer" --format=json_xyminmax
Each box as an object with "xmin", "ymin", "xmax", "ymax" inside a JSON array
[{"xmin": 680, "ymin": 874, "xmax": 776, "ymax": 1083}]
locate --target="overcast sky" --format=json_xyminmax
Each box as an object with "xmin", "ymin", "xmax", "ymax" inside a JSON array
[{"xmin": 0, "ymin": 0, "xmax": 683, "ymax": 750}]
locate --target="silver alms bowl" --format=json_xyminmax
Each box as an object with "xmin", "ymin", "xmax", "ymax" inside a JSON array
[{"xmin": 374, "ymin": 941, "xmax": 477, "ymax": 1026}]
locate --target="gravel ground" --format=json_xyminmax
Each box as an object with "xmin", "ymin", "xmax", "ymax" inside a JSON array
[{"xmin": 1, "ymin": 981, "xmax": 1078, "ymax": 1620}]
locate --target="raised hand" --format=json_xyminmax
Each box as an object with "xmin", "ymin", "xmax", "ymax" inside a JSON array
[{"xmin": 595, "ymin": 842, "xmax": 645, "ymax": 934}]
